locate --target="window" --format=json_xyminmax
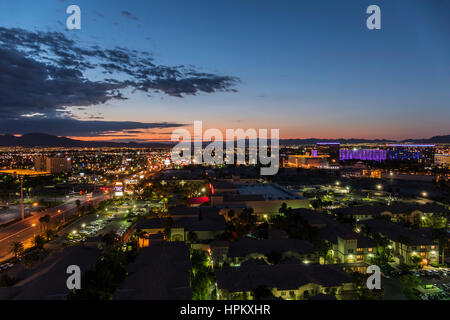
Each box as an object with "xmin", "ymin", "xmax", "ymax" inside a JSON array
[
  {"xmin": 420, "ymin": 252, "xmax": 426, "ymax": 257},
  {"xmin": 420, "ymin": 246, "xmax": 425, "ymax": 249},
  {"xmin": 348, "ymin": 249, "xmax": 354, "ymax": 253},
  {"xmin": 431, "ymin": 245, "xmax": 435, "ymax": 249},
  {"xmin": 357, "ymin": 255, "xmax": 363, "ymax": 260},
  {"xmin": 368, "ymin": 248, "xmax": 373, "ymax": 252},
  {"xmin": 281, "ymin": 291, "xmax": 286, "ymax": 296},
  {"xmin": 357, "ymin": 248, "xmax": 363, "ymax": 252}
]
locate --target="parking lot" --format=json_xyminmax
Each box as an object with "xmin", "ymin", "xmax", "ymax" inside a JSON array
[{"xmin": 388, "ymin": 268, "xmax": 450, "ymax": 300}]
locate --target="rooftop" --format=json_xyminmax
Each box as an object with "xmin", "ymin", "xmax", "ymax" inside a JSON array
[
  {"xmin": 228, "ymin": 238, "xmax": 316, "ymax": 257},
  {"xmin": 360, "ymin": 219, "xmax": 436, "ymax": 246},
  {"xmin": 238, "ymin": 183, "xmax": 305, "ymax": 201},
  {"xmin": 114, "ymin": 242, "xmax": 192, "ymax": 300},
  {"xmin": 217, "ymin": 263, "xmax": 351, "ymax": 292}
]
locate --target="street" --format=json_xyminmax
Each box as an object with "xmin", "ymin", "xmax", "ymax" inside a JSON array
[{"xmin": 0, "ymin": 192, "xmax": 108, "ymax": 262}]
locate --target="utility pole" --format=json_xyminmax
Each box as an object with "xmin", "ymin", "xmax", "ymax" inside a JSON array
[{"xmin": 20, "ymin": 175, "xmax": 24, "ymax": 220}]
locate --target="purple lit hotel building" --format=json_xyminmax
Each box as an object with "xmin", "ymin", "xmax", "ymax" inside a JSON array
[{"xmin": 339, "ymin": 149, "xmax": 387, "ymax": 162}]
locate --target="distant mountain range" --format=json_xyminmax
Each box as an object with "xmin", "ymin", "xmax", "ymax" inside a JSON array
[
  {"xmin": 0, "ymin": 133, "xmax": 448, "ymax": 148},
  {"xmin": 0, "ymin": 133, "xmax": 173, "ymax": 148}
]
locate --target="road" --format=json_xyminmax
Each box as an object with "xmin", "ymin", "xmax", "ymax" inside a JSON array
[{"xmin": 0, "ymin": 191, "xmax": 108, "ymax": 262}]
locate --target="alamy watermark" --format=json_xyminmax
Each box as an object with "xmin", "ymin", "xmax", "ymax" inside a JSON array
[
  {"xmin": 366, "ymin": 265, "xmax": 381, "ymax": 290},
  {"xmin": 171, "ymin": 121, "xmax": 279, "ymax": 175},
  {"xmin": 66, "ymin": 264, "xmax": 81, "ymax": 290}
]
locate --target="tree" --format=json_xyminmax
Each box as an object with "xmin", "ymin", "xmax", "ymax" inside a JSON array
[
  {"xmin": 187, "ymin": 231, "xmax": 198, "ymax": 243},
  {"xmin": 39, "ymin": 214, "xmax": 51, "ymax": 232},
  {"xmin": 400, "ymin": 274, "xmax": 421, "ymax": 299},
  {"xmin": 32, "ymin": 235, "xmax": 45, "ymax": 249},
  {"xmin": 101, "ymin": 231, "xmax": 117, "ymax": 248},
  {"xmin": 45, "ymin": 229, "xmax": 56, "ymax": 241},
  {"xmin": 10, "ymin": 241, "xmax": 24, "ymax": 259},
  {"xmin": 316, "ymin": 239, "xmax": 332, "ymax": 264},
  {"xmin": 410, "ymin": 255, "xmax": 423, "ymax": 269},
  {"xmin": 191, "ymin": 250, "xmax": 215, "ymax": 300},
  {"xmin": 278, "ymin": 203, "xmax": 290, "ymax": 216},
  {"xmin": 252, "ymin": 285, "xmax": 274, "ymax": 300},
  {"xmin": 69, "ymin": 250, "xmax": 129, "ymax": 300},
  {"xmin": 266, "ymin": 251, "xmax": 282, "ymax": 264}
]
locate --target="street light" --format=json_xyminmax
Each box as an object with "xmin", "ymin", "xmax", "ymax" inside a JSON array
[
  {"xmin": 376, "ymin": 184, "xmax": 382, "ymax": 190},
  {"xmin": 422, "ymin": 192, "xmax": 428, "ymax": 197}
]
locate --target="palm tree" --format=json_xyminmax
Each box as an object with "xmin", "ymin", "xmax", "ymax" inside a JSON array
[
  {"xmin": 10, "ymin": 241, "xmax": 24, "ymax": 259},
  {"xmin": 39, "ymin": 214, "xmax": 51, "ymax": 232},
  {"xmin": 32, "ymin": 235, "xmax": 45, "ymax": 249}
]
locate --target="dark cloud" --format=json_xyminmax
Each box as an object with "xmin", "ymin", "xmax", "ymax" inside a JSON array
[
  {"xmin": 0, "ymin": 27, "xmax": 238, "ymax": 135},
  {"xmin": 0, "ymin": 118, "xmax": 186, "ymax": 136},
  {"xmin": 121, "ymin": 10, "xmax": 138, "ymax": 21}
]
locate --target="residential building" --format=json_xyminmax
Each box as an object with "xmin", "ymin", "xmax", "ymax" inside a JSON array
[
  {"xmin": 216, "ymin": 261, "xmax": 354, "ymax": 300},
  {"xmin": 114, "ymin": 242, "xmax": 192, "ymax": 300},
  {"xmin": 359, "ymin": 219, "xmax": 439, "ymax": 265}
]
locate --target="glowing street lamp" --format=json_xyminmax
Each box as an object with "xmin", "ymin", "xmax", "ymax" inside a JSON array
[
  {"xmin": 376, "ymin": 184, "xmax": 382, "ymax": 190},
  {"xmin": 422, "ymin": 192, "xmax": 428, "ymax": 197}
]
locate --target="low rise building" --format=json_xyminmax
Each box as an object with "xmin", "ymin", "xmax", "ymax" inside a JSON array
[
  {"xmin": 216, "ymin": 262, "xmax": 354, "ymax": 300},
  {"xmin": 292, "ymin": 209, "xmax": 376, "ymax": 272},
  {"xmin": 333, "ymin": 204, "xmax": 449, "ymax": 223},
  {"xmin": 114, "ymin": 242, "xmax": 192, "ymax": 300},
  {"xmin": 212, "ymin": 237, "xmax": 318, "ymax": 266},
  {"xmin": 359, "ymin": 219, "xmax": 439, "ymax": 265},
  {"xmin": 210, "ymin": 181, "xmax": 309, "ymax": 219}
]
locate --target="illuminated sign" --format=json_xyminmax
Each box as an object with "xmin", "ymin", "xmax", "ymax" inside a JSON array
[{"xmin": 114, "ymin": 182, "xmax": 124, "ymax": 197}]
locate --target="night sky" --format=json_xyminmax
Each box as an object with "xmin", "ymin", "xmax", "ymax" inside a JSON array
[{"xmin": 0, "ymin": 0, "xmax": 449, "ymax": 141}]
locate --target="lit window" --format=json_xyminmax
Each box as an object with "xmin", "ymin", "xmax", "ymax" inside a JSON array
[{"xmin": 368, "ymin": 248, "xmax": 373, "ymax": 252}]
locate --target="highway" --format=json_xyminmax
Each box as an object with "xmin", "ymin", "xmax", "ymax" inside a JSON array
[{"xmin": 0, "ymin": 191, "xmax": 108, "ymax": 262}]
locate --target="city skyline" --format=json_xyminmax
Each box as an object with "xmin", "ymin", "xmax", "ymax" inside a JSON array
[{"xmin": 0, "ymin": 0, "xmax": 449, "ymax": 142}]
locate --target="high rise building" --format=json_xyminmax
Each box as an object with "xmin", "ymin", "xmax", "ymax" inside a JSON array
[
  {"xmin": 34, "ymin": 156, "xmax": 71, "ymax": 173},
  {"xmin": 315, "ymin": 142, "xmax": 340, "ymax": 163},
  {"xmin": 46, "ymin": 157, "xmax": 72, "ymax": 174},
  {"xmin": 33, "ymin": 157, "xmax": 46, "ymax": 171}
]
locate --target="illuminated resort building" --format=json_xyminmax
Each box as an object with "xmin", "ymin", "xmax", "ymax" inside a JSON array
[
  {"xmin": 387, "ymin": 144, "xmax": 435, "ymax": 165},
  {"xmin": 339, "ymin": 149, "xmax": 387, "ymax": 162},
  {"xmin": 286, "ymin": 155, "xmax": 330, "ymax": 169},
  {"xmin": 315, "ymin": 142, "xmax": 340, "ymax": 163}
]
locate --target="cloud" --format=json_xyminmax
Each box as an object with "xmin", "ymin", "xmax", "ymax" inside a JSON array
[
  {"xmin": 92, "ymin": 10, "xmax": 104, "ymax": 18},
  {"xmin": 0, "ymin": 27, "xmax": 239, "ymax": 122},
  {"xmin": 0, "ymin": 118, "xmax": 186, "ymax": 136},
  {"xmin": 121, "ymin": 10, "xmax": 138, "ymax": 21}
]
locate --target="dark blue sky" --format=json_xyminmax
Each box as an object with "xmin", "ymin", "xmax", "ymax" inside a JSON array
[{"xmin": 0, "ymin": 0, "xmax": 449, "ymax": 140}]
